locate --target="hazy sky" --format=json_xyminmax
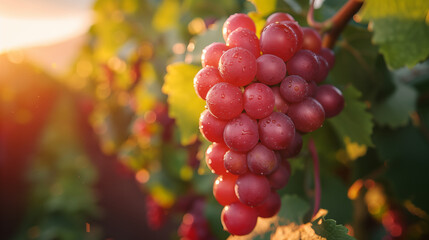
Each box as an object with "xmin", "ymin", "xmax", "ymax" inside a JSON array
[{"xmin": 0, "ymin": 0, "xmax": 94, "ymax": 53}]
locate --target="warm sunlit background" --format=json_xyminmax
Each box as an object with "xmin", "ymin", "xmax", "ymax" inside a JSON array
[
  {"xmin": 1, "ymin": 0, "xmax": 428, "ymax": 239},
  {"xmin": 0, "ymin": 0, "xmax": 94, "ymax": 74}
]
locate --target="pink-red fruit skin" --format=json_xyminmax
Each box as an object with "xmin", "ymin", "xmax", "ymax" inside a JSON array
[
  {"xmin": 221, "ymin": 202, "xmax": 258, "ymax": 236},
  {"xmin": 219, "ymin": 47, "xmax": 257, "ymax": 87}
]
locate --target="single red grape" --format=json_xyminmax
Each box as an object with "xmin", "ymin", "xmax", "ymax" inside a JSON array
[
  {"xmin": 205, "ymin": 142, "xmax": 229, "ymax": 175},
  {"xmin": 219, "ymin": 47, "xmax": 257, "ymax": 87},
  {"xmin": 259, "ymin": 112, "xmax": 295, "ymax": 150},
  {"xmin": 287, "ymin": 97, "xmax": 325, "ymax": 133},
  {"xmin": 213, "ymin": 174, "xmax": 239, "ymax": 206},
  {"xmin": 222, "ymin": 13, "xmax": 256, "ymax": 42},
  {"xmin": 224, "ymin": 113, "xmax": 259, "ymax": 152},
  {"xmin": 206, "ymin": 82, "xmax": 243, "ymax": 120},
  {"xmin": 243, "ymin": 83, "xmax": 275, "ymax": 119},
  {"xmin": 221, "ymin": 202, "xmax": 258, "ymax": 236},
  {"xmin": 202, "ymin": 42, "xmax": 229, "ymax": 67}
]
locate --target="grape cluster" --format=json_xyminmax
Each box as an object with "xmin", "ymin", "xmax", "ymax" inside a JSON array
[{"xmin": 193, "ymin": 12, "xmax": 344, "ymax": 236}]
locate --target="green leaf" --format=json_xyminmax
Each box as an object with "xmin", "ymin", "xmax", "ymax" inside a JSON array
[
  {"xmin": 358, "ymin": 0, "xmax": 429, "ymax": 68},
  {"xmin": 312, "ymin": 217, "xmax": 355, "ymax": 240},
  {"xmin": 320, "ymin": 175, "xmax": 353, "ymax": 224},
  {"xmin": 373, "ymin": 124, "xmax": 429, "ymax": 212},
  {"xmin": 371, "ymin": 79, "xmax": 417, "ymax": 128},
  {"xmin": 328, "ymin": 85, "xmax": 374, "ymax": 147},
  {"xmin": 329, "ymin": 25, "xmax": 394, "ymax": 102},
  {"xmin": 278, "ymin": 195, "xmax": 310, "ymax": 224},
  {"xmin": 163, "ymin": 63, "xmax": 205, "ymax": 145}
]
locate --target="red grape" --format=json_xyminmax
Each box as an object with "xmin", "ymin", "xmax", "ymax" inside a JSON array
[
  {"xmin": 314, "ymin": 55, "xmax": 329, "ymax": 83},
  {"xmin": 213, "ymin": 174, "xmax": 239, "ymax": 206},
  {"xmin": 205, "ymin": 142, "xmax": 229, "ymax": 175},
  {"xmin": 235, "ymin": 172, "xmax": 271, "ymax": 206},
  {"xmin": 223, "ymin": 13, "xmax": 256, "ymax": 42},
  {"xmin": 199, "ymin": 109, "xmax": 228, "ymax": 143},
  {"xmin": 301, "ymin": 27, "xmax": 322, "ymax": 53},
  {"xmin": 219, "ymin": 47, "xmax": 257, "ymax": 87},
  {"xmin": 206, "ymin": 82, "xmax": 243, "ymax": 120},
  {"xmin": 221, "ymin": 202, "xmax": 258, "ymax": 236},
  {"xmin": 286, "ymin": 49, "xmax": 320, "ymax": 82},
  {"xmin": 256, "ymin": 191, "xmax": 281, "ymax": 218},
  {"xmin": 319, "ymin": 47, "xmax": 335, "ymax": 69},
  {"xmin": 272, "ymin": 86, "xmax": 289, "ymax": 113},
  {"xmin": 280, "ymin": 75, "xmax": 309, "ymax": 103},
  {"xmin": 223, "ymin": 113, "xmax": 259, "ymax": 152},
  {"xmin": 243, "ymin": 83, "xmax": 275, "ymax": 119},
  {"xmin": 313, "ymin": 84, "xmax": 344, "ymax": 118},
  {"xmin": 279, "ymin": 131, "xmax": 303, "ymax": 158},
  {"xmin": 247, "ymin": 143, "xmax": 278, "ymax": 175},
  {"xmin": 194, "ymin": 66, "xmax": 224, "ymax": 100},
  {"xmin": 227, "ymin": 27, "xmax": 260, "ymax": 58},
  {"xmin": 255, "ymin": 54, "xmax": 286, "ymax": 86},
  {"xmin": 267, "ymin": 160, "xmax": 291, "ymax": 189},
  {"xmin": 258, "ymin": 112, "xmax": 295, "ymax": 150},
  {"xmin": 287, "ymin": 97, "xmax": 325, "ymax": 133},
  {"xmin": 307, "ymin": 80, "xmax": 317, "ymax": 97},
  {"xmin": 265, "ymin": 12, "xmax": 295, "ymax": 26},
  {"xmin": 224, "ymin": 150, "xmax": 248, "ymax": 175},
  {"xmin": 202, "ymin": 42, "xmax": 229, "ymax": 68},
  {"xmin": 281, "ymin": 21, "xmax": 303, "ymax": 50},
  {"xmin": 260, "ymin": 22, "xmax": 298, "ymax": 62}
]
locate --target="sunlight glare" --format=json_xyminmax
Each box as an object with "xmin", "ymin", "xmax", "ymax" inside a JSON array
[{"xmin": 0, "ymin": 12, "xmax": 92, "ymax": 54}]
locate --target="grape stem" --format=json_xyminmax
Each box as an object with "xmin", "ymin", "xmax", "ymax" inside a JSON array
[
  {"xmin": 308, "ymin": 137, "xmax": 321, "ymax": 217},
  {"xmin": 307, "ymin": 0, "xmax": 365, "ymax": 49}
]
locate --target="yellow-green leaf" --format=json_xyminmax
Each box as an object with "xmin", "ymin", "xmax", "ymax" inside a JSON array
[
  {"xmin": 250, "ymin": 0, "xmax": 277, "ymax": 16},
  {"xmin": 152, "ymin": 0, "xmax": 180, "ymax": 32},
  {"xmin": 358, "ymin": 0, "xmax": 429, "ymax": 68},
  {"xmin": 162, "ymin": 63, "xmax": 205, "ymax": 145}
]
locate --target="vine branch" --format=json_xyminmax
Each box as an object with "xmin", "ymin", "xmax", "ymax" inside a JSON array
[
  {"xmin": 308, "ymin": 138, "xmax": 321, "ymax": 217},
  {"xmin": 307, "ymin": 0, "xmax": 365, "ymax": 49}
]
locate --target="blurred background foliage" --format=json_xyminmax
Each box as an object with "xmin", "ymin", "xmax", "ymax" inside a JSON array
[{"xmin": 1, "ymin": 0, "xmax": 429, "ymax": 239}]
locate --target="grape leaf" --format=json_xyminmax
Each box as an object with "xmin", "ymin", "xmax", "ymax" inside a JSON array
[
  {"xmin": 358, "ymin": 0, "xmax": 429, "ymax": 68},
  {"xmin": 152, "ymin": 0, "xmax": 180, "ymax": 32},
  {"xmin": 328, "ymin": 85, "xmax": 374, "ymax": 147},
  {"xmin": 250, "ymin": 0, "xmax": 277, "ymax": 16},
  {"xmin": 312, "ymin": 217, "xmax": 355, "ymax": 240},
  {"xmin": 329, "ymin": 25, "xmax": 394, "ymax": 102},
  {"xmin": 162, "ymin": 63, "xmax": 205, "ymax": 145},
  {"xmin": 320, "ymin": 175, "xmax": 353, "ymax": 224},
  {"xmin": 370, "ymin": 79, "xmax": 417, "ymax": 128},
  {"xmin": 278, "ymin": 195, "xmax": 310, "ymax": 224}
]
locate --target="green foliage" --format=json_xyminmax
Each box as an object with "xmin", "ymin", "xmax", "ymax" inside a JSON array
[
  {"xmin": 278, "ymin": 195, "xmax": 310, "ymax": 224},
  {"xmin": 312, "ymin": 217, "xmax": 355, "ymax": 240},
  {"xmin": 328, "ymin": 85, "xmax": 374, "ymax": 146},
  {"xmin": 163, "ymin": 63, "xmax": 205, "ymax": 145},
  {"xmin": 359, "ymin": 0, "xmax": 429, "ymax": 68},
  {"xmin": 329, "ymin": 25, "xmax": 394, "ymax": 102},
  {"xmin": 320, "ymin": 176, "xmax": 353, "ymax": 224},
  {"xmin": 13, "ymin": 96, "xmax": 100, "ymax": 240},
  {"xmin": 371, "ymin": 78, "xmax": 417, "ymax": 128}
]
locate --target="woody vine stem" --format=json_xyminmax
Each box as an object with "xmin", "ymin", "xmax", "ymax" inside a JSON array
[{"xmin": 307, "ymin": 0, "xmax": 364, "ymax": 217}]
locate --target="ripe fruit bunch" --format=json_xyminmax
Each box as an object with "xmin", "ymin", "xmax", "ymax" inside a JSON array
[{"xmin": 193, "ymin": 12, "xmax": 345, "ymax": 236}]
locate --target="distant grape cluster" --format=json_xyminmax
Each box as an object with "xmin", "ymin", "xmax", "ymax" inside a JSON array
[{"xmin": 193, "ymin": 12, "xmax": 344, "ymax": 236}]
